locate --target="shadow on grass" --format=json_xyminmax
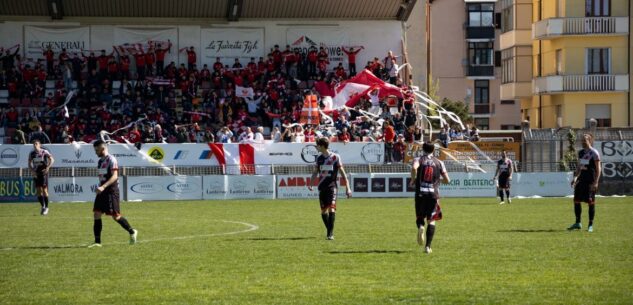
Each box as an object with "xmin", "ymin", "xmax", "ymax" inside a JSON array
[
  {"xmin": 0, "ymin": 244, "xmax": 88, "ymax": 250},
  {"xmin": 246, "ymin": 237, "xmax": 316, "ymax": 241},
  {"xmin": 498, "ymin": 229, "xmax": 563, "ymax": 233},
  {"xmin": 327, "ymin": 250, "xmax": 410, "ymax": 254}
]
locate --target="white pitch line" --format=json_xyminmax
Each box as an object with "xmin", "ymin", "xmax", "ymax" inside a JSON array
[{"xmin": 0, "ymin": 220, "xmax": 259, "ymax": 251}]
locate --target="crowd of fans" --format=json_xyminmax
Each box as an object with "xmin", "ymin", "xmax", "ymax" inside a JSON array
[{"xmin": 0, "ymin": 43, "xmax": 479, "ymax": 162}]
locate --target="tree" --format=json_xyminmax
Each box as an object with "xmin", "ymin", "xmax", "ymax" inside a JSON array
[{"xmin": 423, "ymin": 76, "xmax": 471, "ymax": 129}]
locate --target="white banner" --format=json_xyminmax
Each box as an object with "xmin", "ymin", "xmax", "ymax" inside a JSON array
[
  {"xmin": 253, "ymin": 142, "xmax": 384, "ymax": 165},
  {"xmin": 25, "ymin": 26, "xmax": 90, "ymax": 59},
  {"xmin": 201, "ymin": 28, "xmax": 264, "ymax": 66},
  {"xmin": 113, "ymin": 27, "xmax": 178, "ymax": 63},
  {"xmin": 202, "ymin": 175, "xmax": 275, "ymax": 200},
  {"xmin": 349, "ymin": 172, "xmax": 574, "ymax": 198},
  {"xmin": 286, "ymin": 28, "xmax": 349, "ymax": 71},
  {"xmin": 48, "ymin": 177, "xmax": 124, "ymax": 203},
  {"xmin": 127, "ymin": 176, "xmax": 202, "ymax": 201},
  {"xmin": 276, "ymin": 174, "xmax": 348, "ymax": 199},
  {"xmin": 594, "ymin": 141, "xmax": 633, "ymax": 180}
]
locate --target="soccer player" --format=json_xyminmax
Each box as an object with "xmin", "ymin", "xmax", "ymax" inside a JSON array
[
  {"xmin": 568, "ymin": 134, "xmax": 601, "ymax": 233},
  {"xmin": 410, "ymin": 142, "xmax": 450, "ymax": 254},
  {"xmin": 28, "ymin": 140, "xmax": 54, "ymax": 215},
  {"xmin": 89, "ymin": 140, "xmax": 137, "ymax": 248},
  {"xmin": 494, "ymin": 150, "xmax": 513, "ymax": 204},
  {"xmin": 308, "ymin": 137, "xmax": 352, "ymax": 240}
]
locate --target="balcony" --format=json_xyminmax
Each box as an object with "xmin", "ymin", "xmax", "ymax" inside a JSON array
[
  {"xmin": 466, "ymin": 26, "xmax": 495, "ymax": 40},
  {"xmin": 533, "ymin": 74, "xmax": 629, "ymax": 94},
  {"xmin": 500, "ymin": 82, "xmax": 532, "ymax": 100},
  {"xmin": 467, "ymin": 65, "xmax": 494, "ymax": 79},
  {"xmin": 533, "ymin": 17, "xmax": 629, "ymax": 40}
]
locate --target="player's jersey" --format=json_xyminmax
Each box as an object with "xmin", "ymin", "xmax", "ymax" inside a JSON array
[
  {"xmin": 97, "ymin": 154, "xmax": 119, "ymax": 188},
  {"xmin": 414, "ymin": 154, "xmax": 447, "ymax": 199},
  {"xmin": 497, "ymin": 158, "xmax": 513, "ymax": 177},
  {"xmin": 29, "ymin": 149, "xmax": 51, "ymax": 174},
  {"xmin": 577, "ymin": 147, "xmax": 600, "ymax": 184},
  {"xmin": 316, "ymin": 153, "xmax": 342, "ymax": 191}
]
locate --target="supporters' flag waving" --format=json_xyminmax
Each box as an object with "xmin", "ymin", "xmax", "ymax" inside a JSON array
[
  {"xmin": 332, "ymin": 69, "xmax": 403, "ymax": 108},
  {"xmin": 300, "ymin": 94, "xmax": 320, "ymax": 125},
  {"xmin": 235, "ymin": 85, "xmax": 254, "ymax": 98}
]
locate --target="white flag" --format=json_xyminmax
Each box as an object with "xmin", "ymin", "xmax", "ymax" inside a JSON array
[{"xmin": 235, "ymin": 85, "xmax": 254, "ymax": 98}]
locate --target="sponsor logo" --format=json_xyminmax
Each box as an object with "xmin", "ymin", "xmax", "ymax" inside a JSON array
[
  {"xmin": 148, "ymin": 147, "xmax": 165, "ymax": 161},
  {"xmin": 301, "ymin": 145, "xmax": 319, "ymax": 163},
  {"xmin": 406, "ymin": 178, "xmax": 415, "ymax": 192},
  {"xmin": 0, "ymin": 148, "xmax": 19, "ymax": 166},
  {"xmin": 371, "ymin": 178, "xmax": 386, "ymax": 192},
  {"xmin": 268, "ymin": 152, "xmax": 293, "ymax": 156},
  {"xmin": 254, "ymin": 180, "xmax": 273, "ymax": 194},
  {"xmin": 199, "ymin": 150, "xmax": 216, "ymax": 160},
  {"xmin": 74, "ymin": 148, "xmax": 82, "ymax": 159},
  {"xmin": 278, "ymin": 176, "xmax": 347, "ymax": 187},
  {"xmin": 388, "ymin": 178, "xmax": 403, "ymax": 192},
  {"xmin": 204, "ymin": 40, "xmax": 260, "ymax": 55},
  {"xmin": 112, "ymin": 153, "xmax": 137, "ymax": 158},
  {"xmin": 361, "ymin": 143, "xmax": 384, "ymax": 163},
  {"xmin": 174, "ymin": 150, "xmax": 189, "ymax": 160},
  {"xmin": 53, "ymin": 183, "xmax": 84, "ymax": 195},
  {"xmin": 61, "ymin": 158, "xmax": 95, "ymax": 164},
  {"xmin": 167, "ymin": 182, "xmax": 199, "ymax": 194},
  {"xmin": 0, "ymin": 178, "xmax": 22, "ymax": 199},
  {"xmin": 130, "ymin": 182, "xmax": 162, "ymax": 194},
  {"xmin": 229, "ymin": 181, "xmax": 250, "ymax": 195},
  {"xmin": 205, "ymin": 180, "xmax": 226, "ymax": 195},
  {"xmin": 353, "ymin": 178, "xmax": 368, "ymax": 192}
]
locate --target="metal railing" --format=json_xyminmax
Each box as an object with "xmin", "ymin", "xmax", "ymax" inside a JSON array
[{"xmin": 1, "ymin": 161, "xmax": 581, "ymax": 179}]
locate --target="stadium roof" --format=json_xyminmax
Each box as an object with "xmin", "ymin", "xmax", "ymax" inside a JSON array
[{"xmin": 0, "ymin": 0, "xmax": 417, "ymax": 21}]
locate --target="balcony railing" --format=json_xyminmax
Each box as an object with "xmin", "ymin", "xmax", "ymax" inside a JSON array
[
  {"xmin": 474, "ymin": 104, "xmax": 491, "ymax": 114},
  {"xmin": 533, "ymin": 17, "xmax": 629, "ymax": 39},
  {"xmin": 466, "ymin": 26, "xmax": 495, "ymax": 40},
  {"xmin": 467, "ymin": 65, "xmax": 494, "ymax": 77},
  {"xmin": 533, "ymin": 74, "xmax": 629, "ymax": 94}
]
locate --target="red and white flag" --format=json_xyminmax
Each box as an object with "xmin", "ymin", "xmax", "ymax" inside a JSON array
[
  {"xmin": 235, "ymin": 85, "xmax": 254, "ymax": 98},
  {"xmin": 332, "ymin": 69, "xmax": 403, "ymax": 108}
]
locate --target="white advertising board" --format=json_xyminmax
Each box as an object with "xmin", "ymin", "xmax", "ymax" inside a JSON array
[
  {"xmin": 200, "ymin": 28, "xmax": 264, "ymax": 66},
  {"xmin": 48, "ymin": 177, "xmax": 124, "ymax": 203},
  {"xmin": 126, "ymin": 176, "xmax": 202, "ymax": 201},
  {"xmin": 276, "ymin": 174, "xmax": 348, "ymax": 199},
  {"xmin": 202, "ymin": 175, "xmax": 275, "ymax": 200},
  {"xmin": 25, "ymin": 26, "xmax": 90, "ymax": 59}
]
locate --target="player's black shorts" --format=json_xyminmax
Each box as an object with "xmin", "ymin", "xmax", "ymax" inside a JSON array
[
  {"xmin": 319, "ymin": 187, "xmax": 337, "ymax": 212},
  {"xmin": 415, "ymin": 195, "xmax": 443, "ymax": 221},
  {"xmin": 93, "ymin": 186, "xmax": 121, "ymax": 216},
  {"xmin": 498, "ymin": 174, "xmax": 511, "ymax": 189},
  {"xmin": 34, "ymin": 174, "xmax": 48, "ymax": 188},
  {"xmin": 574, "ymin": 182, "xmax": 596, "ymax": 204}
]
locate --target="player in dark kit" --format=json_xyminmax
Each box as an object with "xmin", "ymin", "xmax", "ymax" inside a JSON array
[
  {"xmin": 568, "ymin": 134, "xmax": 601, "ymax": 233},
  {"xmin": 88, "ymin": 140, "xmax": 137, "ymax": 248},
  {"xmin": 308, "ymin": 137, "xmax": 352, "ymax": 240},
  {"xmin": 28, "ymin": 139, "xmax": 54, "ymax": 215},
  {"xmin": 493, "ymin": 150, "xmax": 514, "ymax": 204},
  {"xmin": 410, "ymin": 142, "xmax": 450, "ymax": 254}
]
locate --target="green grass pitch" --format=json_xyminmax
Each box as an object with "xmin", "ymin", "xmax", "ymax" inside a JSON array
[{"xmin": 1, "ymin": 197, "xmax": 632, "ymax": 305}]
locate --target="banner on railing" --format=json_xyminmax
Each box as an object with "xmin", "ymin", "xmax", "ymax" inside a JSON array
[
  {"xmin": 438, "ymin": 141, "xmax": 521, "ymax": 163},
  {"xmin": 48, "ymin": 177, "xmax": 125, "ymax": 203},
  {"xmin": 0, "ymin": 143, "xmax": 384, "ymax": 169},
  {"xmin": 25, "ymin": 26, "xmax": 90, "ymax": 59},
  {"xmin": 127, "ymin": 176, "xmax": 203, "ymax": 201},
  {"xmin": 594, "ymin": 141, "xmax": 633, "ymax": 180},
  {"xmin": 202, "ymin": 175, "xmax": 275, "ymax": 200},
  {"xmin": 276, "ymin": 174, "xmax": 348, "ymax": 199},
  {"xmin": 200, "ymin": 28, "xmax": 264, "ymax": 65},
  {"xmin": 0, "ymin": 177, "xmax": 36, "ymax": 202}
]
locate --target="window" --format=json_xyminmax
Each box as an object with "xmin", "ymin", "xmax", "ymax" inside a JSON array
[
  {"xmin": 474, "ymin": 80, "xmax": 489, "ymax": 104},
  {"xmin": 587, "ymin": 48, "xmax": 610, "ymax": 74},
  {"xmin": 469, "ymin": 42, "xmax": 494, "ymax": 66},
  {"xmin": 555, "ymin": 49, "xmax": 562, "ymax": 75},
  {"xmin": 500, "ymin": 100, "xmax": 515, "ymax": 105},
  {"xmin": 474, "ymin": 118, "xmax": 490, "ymax": 130},
  {"xmin": 585, "ymin": 0, "xmax": 610, "ymax": 17},
  {"xmin": 468, "ymin": 3, "xmax": 495, "ymax": 27},
  {"xmin": 585, "ymin": 104, "xmax": 611, "ymax": 127},
  {"xmin": 501, "ymin": 3, "xmax": 514, "ymax": 33},
  {"xmin": 501, "ymin": 49, "xmax": 514, "ymax": 83}
]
